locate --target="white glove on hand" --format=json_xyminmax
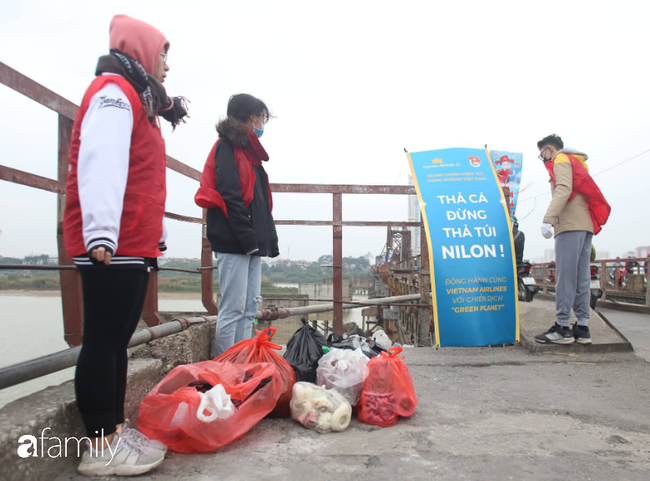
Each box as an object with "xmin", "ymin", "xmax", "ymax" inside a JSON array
[{"xmin": 541, "ymin": 223, "xmax": 553, "ymax": 239}]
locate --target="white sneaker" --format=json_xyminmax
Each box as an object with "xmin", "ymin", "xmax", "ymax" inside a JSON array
[
  {"xmin": 121, "ymin": 421, "xmax": 168, "ymax": 454},
  {"xmin": 77, "ymin": 433, "xmax": 165, "ymax": 477}
]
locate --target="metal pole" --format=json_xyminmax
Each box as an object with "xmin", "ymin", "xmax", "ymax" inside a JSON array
[
  {"xmin": 0, "ymin": 318, "xmax": 197, "ymax": 391},
  {"xmin": 201, "ymin": 216, "xmax": 219, "ymax": 315},
  {"xmin": 141, "ymin": 270, "xmax": 162, "ymax": 326},
  {"xmin": 255, "ymin": 294, "xmax": 421, "ymax": 320},
  {"xmin": 57, "ymin": 114, "xmax": 84, "ymax": 348},
  {"xmin": 0, "ymin": 264, "xmax": 76, "ymax": 270},
  {"xmin": 646, "ymin": 261, "xmax": 650, "ymax": 307},
  {"xmin": 333, "ymin": 193, "xmax": 343, "ymax": 335},
  {"xmin": 418, "ymin": 223, "xmax": 432, "ymax": 347}
]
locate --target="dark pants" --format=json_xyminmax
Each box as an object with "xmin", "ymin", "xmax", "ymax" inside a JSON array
[
  {"xmin": 75, "ymin": 269, "xmax": 149, "ymax": 438},
  {"xmin": 555, "ymin": 231, "xmax": 593, "ymax": 327}
]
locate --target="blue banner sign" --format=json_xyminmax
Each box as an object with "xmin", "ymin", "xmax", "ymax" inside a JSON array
[{"xmin": 407, "ymin": 148, "xmax": 519, "ymax": 347}]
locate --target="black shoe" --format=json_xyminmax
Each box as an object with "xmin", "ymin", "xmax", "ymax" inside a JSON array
[
  {"xmin": 572, "ymin": 324, "xmax": 592, "ymax": 344},
  {"xmin": 535, "ymin": 323, "xmax": 575, "ymax": 344}
]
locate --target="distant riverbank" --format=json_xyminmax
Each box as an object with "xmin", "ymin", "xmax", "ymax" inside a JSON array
[
  {"xmin": 0, "ymin": 275, "xmax": 298, "ymax": 295},
  {"xmin": 0, "ymin": 289, "xmax": 302, "ymax": 299},
  {"xmin": 0, "ymin": 290, "xmax": 208, "ymax": 299}
]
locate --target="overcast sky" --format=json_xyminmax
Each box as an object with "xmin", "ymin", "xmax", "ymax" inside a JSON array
[{"xmin": 1, "ymin": 0, "xmax": 649, "ymax": 263}]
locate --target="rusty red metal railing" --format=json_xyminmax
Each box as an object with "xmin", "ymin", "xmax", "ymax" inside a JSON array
[
  {"xmin": 0, "ymin": 61, "xmax": 428, "ymax": 347},
  {"xmin": 531, "ymin": 257, "xmax": 650, "ymax": 311},
  {"xmin": 373, "ymin": 224, "xmax": 433, "ymax": 346}
]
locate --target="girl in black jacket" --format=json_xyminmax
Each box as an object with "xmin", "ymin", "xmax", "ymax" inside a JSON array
[{"xmin": 196, "ymin": 94, "xmax": 279, "ymax": 356}]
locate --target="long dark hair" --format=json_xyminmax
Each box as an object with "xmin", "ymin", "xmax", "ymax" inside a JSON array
[{"xmin": 216, "ymin": 94, "xmax": 271, "ymax": 146}]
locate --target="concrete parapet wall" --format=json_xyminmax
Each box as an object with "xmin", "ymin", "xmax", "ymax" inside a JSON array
[
  {"xmin": 0, "ymin": 359, "xmax": 162, "ymax": 481},
  {"xmin": 132, "ymin": 319, "xmax": 216, "ymax": 374},
  {"xmin": 0, "ymin": 320, "xmax": 217, "ymax": 480}
]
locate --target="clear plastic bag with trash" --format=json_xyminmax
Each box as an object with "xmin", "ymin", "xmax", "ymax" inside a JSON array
[
  {"xmin": 316, "ymin": 347, "xmax": 369, "ymax": 405},
  {"xmin": 290, "ymin": 382, "xmax": 352, "ymax": 434}
]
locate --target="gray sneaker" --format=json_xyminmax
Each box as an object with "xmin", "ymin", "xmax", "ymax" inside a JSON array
[
  {"xmin": 535, "ymin": 323, "xmax": 575, "ymax": 344},
  {"xmin": 122, "ymin": 421, "xmax": 167, "ymax": 454},
  {"xmin": 77, "ymin": 433, "xmax": 165, "ymax": 477}
]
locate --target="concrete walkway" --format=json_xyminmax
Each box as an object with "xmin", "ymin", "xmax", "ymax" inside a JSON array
[
  {"xmin": 54, "ymin": 345, "xmax": 650, "ymax": 481},
  {"xmin": 524, "ymin": 298, "xmax": 650, "ymax": 361},
  {"xmin": 600, "ymin": 308, "xmax": 650, "ymax": 362},
  {"xmin": 519, "ymin": 300, "xmax": 631, "ymax": 353}
]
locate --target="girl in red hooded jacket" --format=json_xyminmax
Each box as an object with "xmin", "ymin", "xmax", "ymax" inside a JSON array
[{"xmin": 63, "ymin": 15, "xmax": 187, "ymax": 476}]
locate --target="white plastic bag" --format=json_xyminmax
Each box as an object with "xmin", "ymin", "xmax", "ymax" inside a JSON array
[
  {"xmin": 316, "ymin": 348, "xmax": 369, "ymax": 405},
  {"xmin": 196, "ymin": 384, "xmax": 236, "ymax": 423},
  {"xmin": 371, "ymin": 329, "xmax": 392, "ymax": 350},
  {"xmin": 290, "ymin": 382, "xmax": 352, "ymax": 433}
]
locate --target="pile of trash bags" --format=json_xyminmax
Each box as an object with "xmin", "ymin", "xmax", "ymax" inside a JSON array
[{"xmin": 137, "ymin": 323, "xmax": 417, "ymax": 453}]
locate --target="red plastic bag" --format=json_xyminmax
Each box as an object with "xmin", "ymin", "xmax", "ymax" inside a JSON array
[
  {"xmin": 357, "ymin": 347, "xmax": 417, "ymax": 427},
  {"xmin": 138, "ymin": 361, "xmax": 282, "ymax": 453},
  {"xmin": 215, "ymin": 327, "xmax": 296, "ymax": 418}
]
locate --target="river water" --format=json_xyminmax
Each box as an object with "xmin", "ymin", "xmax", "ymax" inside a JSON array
[{"xmin": 0, "ymin": 289, "xmax": 367, "ymax": 408}]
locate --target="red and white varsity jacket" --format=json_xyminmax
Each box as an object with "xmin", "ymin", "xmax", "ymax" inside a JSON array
[{"xmin": 63, "ymin": 74, "xmax": 167, "ymax": 268}]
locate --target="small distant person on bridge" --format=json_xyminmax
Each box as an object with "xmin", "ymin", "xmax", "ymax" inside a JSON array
[
  {"xmin": 512, "ymin": 217, "xmax": 525, "ymax": 265},
  {"xmin": 535, "ymin": 134, "xmax": 610, "ymax": 345},
  {"xmin": 195, "ymin": 94, "xmax": 280, "ymax": 357},
  {"xmin": 63, "ymin": 14, "xmax": 188, "ymax": 476}
]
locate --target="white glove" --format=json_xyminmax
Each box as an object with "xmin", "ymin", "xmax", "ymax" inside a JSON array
[{"xmin": 541, "ymin": 223, "xmax": 554, "ymax": 239}]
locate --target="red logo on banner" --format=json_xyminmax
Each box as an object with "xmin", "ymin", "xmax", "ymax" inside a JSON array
[{"xmin": 469, "ymin": 156, "xmax": 481, "ymax": 167}]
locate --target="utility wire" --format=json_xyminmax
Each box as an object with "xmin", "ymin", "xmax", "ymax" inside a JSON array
[
  {"xmin": 518, "ymin": 147, "xmax": 650, "ymax": 203},
  {"xmin": 518, "ymin": 197, "xmax": 537, "ymax": 221},
  {"xmin": 592, "ymin": 147, "xmax": 650, "ymax": 176}
]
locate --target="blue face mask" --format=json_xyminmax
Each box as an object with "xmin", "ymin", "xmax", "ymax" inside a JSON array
[{"xmin": 253, "ymin": 118, "xmax": 264, "ymax": 138}]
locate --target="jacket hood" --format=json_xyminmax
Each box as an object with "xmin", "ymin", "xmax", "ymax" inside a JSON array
[
  {"xmin": 216, "ymin": 117, "xmax": 252, "ymax": 148},
  {"xmin": 558, "ymin": 148, "xmax": 588, "ymax": 161},
  {"xmin": 109, "ymin": 15, "xmax": 169, "ymax": 77}
]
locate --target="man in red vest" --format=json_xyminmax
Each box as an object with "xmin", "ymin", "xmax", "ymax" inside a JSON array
[{"xmin": 535, "ymin": 134, "xmax": 610, "ymax": 346}]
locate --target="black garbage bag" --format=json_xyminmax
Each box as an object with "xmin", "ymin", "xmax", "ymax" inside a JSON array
[
  {"xmin": 283, "ymin": 318, "xmax": 328, "ymax": 383},
  {"xmin": 327, "ymin": 333, "xmax": 386, "ymax": 358}
]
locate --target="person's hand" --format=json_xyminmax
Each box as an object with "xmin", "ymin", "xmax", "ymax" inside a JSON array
[
  {"xmin": 90, "ymin": 246, "xmax": 112, "ymax": 265},
  {"xmin": 541, "ymin": 223, "xmax": 553, "ymax": 239}
]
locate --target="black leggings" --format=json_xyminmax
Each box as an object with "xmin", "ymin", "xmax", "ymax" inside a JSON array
[{"xmin": 75, "ymin": 269, "xmax": 149, "ymax": 438}]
